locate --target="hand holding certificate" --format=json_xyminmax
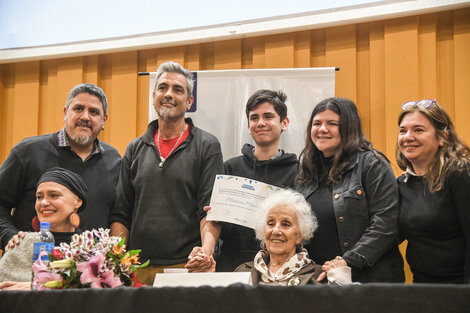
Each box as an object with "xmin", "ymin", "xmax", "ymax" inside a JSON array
[{"xmin": 206, "ymin": 175, "xmax": 282, "ymax": 229}]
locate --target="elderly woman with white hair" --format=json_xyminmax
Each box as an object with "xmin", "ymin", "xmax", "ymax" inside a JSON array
[{"xmin": 235, "ymin": 189, "xmax": 351, "ymax": 285}]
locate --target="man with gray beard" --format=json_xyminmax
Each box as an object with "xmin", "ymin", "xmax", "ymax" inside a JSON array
[
  {"xmin": 110, "ymin": 61, "xmax": 224, "ymax": 284},
  {"xmin": 0, "ymin": 83, "xmax": 121, "ymax": 251}
]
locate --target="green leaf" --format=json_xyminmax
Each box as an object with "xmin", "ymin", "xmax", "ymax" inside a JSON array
[
  {"xmin": 126, "ymin": 249, "xmax": 141, "ymax": 257},
  {"xmin": 136, "ymin": 260, "xmax": 150, "ymax": 269},
  {"xmin": 108, "ymin": 253, "xmax": 120, "ymax": 263},
  {"xmin": 118, "ymin": 237, "xmax": 126, "ymax": 247},
  {"xmin": 64, "ymin": 266, "xmax": 78, "ymax": 285}
]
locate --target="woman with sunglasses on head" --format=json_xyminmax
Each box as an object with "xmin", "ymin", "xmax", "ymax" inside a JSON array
[
  {"xmin": 296, "ymin": 97, "xmax": 404, "ymax": 283},
  {"xmin": 397, "ymin": 100, "xmax": 470, "ymax": 284}
]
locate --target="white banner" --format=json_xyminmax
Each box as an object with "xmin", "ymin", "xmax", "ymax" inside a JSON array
[{"xmin": 149, "ymin": 68, "xmax": 335, "ymax": 160}]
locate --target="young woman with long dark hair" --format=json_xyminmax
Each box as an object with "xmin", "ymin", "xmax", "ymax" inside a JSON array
[{"xmin": 296, "ymin": 97, "xmax": 404, "ymax": 282}]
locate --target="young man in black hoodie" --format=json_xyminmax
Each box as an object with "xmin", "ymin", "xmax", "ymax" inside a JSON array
[{"xmin": 217, "ymin": 89, "xmax": 298, "ymax": 271}]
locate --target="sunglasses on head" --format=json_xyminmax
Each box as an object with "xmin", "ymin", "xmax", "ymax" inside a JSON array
[{"xmin": 401, "ymin": 99, "xmax": 437, "ymax": 110}]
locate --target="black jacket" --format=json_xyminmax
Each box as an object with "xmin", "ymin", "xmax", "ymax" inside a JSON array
[
  {"xmin": 297, "ymin": 150, "xmax": 404, "ymax": 282},
  {"xmin": 110, "ymin": 118, "xmax": 224, "ymax": 265}
]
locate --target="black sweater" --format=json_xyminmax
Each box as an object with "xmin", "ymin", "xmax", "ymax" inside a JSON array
[
  {"xmin": 109, "ymin": 119, "xmax": 224, "ymax": 265},
  {"xmin": 0, "ymin": 132, "xmax": 121, "ymax": 249},
  {"xmin": 223, "ymin": 143, "xmax": 298, "ymax": 189},
  {"xmin": 398, "ymin": 170, "xmax": 470, "ymax": 283},
  {"xmin": 52, "ymin": 230, "xmax": 80, "ymax": 246},
  {"xmin": 217, "ymin": 143, "xmax": 298, "ymax": 271}
]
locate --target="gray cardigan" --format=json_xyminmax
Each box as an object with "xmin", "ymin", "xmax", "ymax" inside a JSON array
[{"xmin": 0, "ymin": 232, "xmax": 39, "ymax": 282}]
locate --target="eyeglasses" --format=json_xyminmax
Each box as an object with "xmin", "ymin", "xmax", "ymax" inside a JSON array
[{"xmin": 401, "ymin": 99, "xmax": 437, "ymax": 110}]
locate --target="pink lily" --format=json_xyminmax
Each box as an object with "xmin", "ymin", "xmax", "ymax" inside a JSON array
[
  {"xmin": 77, "ymin": 253, "xmax": 121, "ymax": 288},
  {"xmin": 32, "ymin": 251, "xmax": 63, "ymax": 290}
]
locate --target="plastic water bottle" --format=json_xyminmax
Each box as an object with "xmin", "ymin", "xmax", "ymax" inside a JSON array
[{"xmin": 32, "ymin": 222, "xmax": 55, "ymax": 262}]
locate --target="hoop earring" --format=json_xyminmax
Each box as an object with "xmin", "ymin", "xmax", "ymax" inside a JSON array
[
  {"xmin": 32, "ymin": 216, "xmax": 40, "ymax": 232},
  {"xmin": 69, "ymin": 212, "xmax": 81, "ymax": 229}
]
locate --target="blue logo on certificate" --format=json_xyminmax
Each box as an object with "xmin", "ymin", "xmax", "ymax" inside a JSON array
[{"xmin": 241, "ymin": 184, "xmax": 255, "ymax": 191}]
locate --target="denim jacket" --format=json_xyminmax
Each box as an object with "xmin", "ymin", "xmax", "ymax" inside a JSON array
[{"xmin": 297, "ymin": 150, "xmax": 404, "ymax": 282}]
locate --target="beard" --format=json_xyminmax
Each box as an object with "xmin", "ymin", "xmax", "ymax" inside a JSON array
[
  {"xmin": 157, "ymin": 104, "xmax": 185, "ymax": 121},
  {"xmin": 68, "ymin": 132, "xmax": 93, "ymax": 146},
  {"xmin": 68, "ymin": 121, "xmax": 95, "ymax": 146},
  {"xmin": 154, "ymin": 95, "xmax": 189, "ymax": 121},
  {"xmin": 158, "ymin": 107, "xmax": 171, "ymax": 120}
]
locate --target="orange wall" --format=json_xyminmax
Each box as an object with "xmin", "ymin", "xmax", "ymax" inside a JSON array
[
  {"xmin": 2, "ymin": 9, "xmax": 469, "ymax": 161},
  {"xmin": 1, "ymin": 8, "xmax": 469, "ymax": 282}
]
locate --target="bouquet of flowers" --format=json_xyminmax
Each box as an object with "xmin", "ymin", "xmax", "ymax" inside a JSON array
[{"xmin": 32, "ymin": 228, "xmax": 148, "ymax": 290}]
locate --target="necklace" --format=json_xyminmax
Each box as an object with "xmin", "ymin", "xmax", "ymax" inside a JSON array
[{"xmin": 157, "ymin": 126, "xmax": 185, "ymax": 168}]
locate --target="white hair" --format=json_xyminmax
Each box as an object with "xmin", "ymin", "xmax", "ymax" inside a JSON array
[{"xmin": 254, "ymin": 189, "xmax": 318, "ymax": 244}]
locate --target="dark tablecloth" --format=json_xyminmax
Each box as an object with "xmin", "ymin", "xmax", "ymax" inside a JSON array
[{"xmin": 1, "ymin": 283, "xmax": 469, "ymax": 313}]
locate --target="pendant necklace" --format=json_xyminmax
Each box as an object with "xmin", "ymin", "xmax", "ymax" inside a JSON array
[{"xmin": 157, "ymin": 126, "xmax": 185, "ymax": 168}]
